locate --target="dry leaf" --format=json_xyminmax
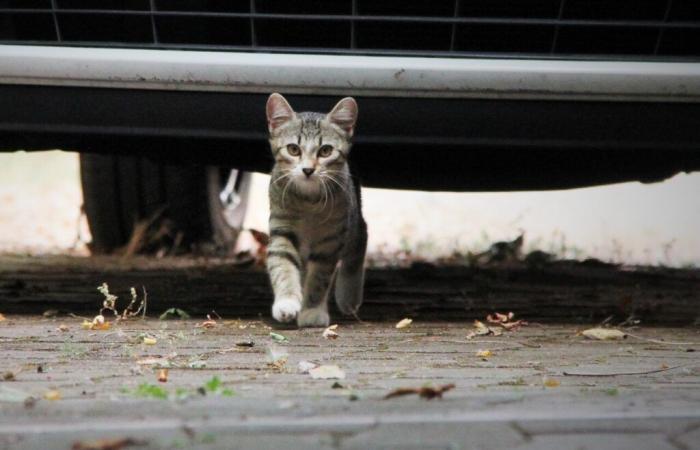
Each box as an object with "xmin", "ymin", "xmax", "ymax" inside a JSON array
[
  {"xmin": 476, "ymin": 349, "xmax": 493, "ymax": 358},
  {"xmin": 582, "ymin": 328, "xmax": 626, "ymax": 341},
  {"xmin": 395, "ymin": 318, "xmax": 413, "ymax": 329},
  {"xmin": 157, "ymin": 369, "xmax": 168, "ymax": 383},
  {"xmin": 3, "ymin": 371, "xmax": 16, "ymax": 381},
  {"xmin": 197, "ymin": 315, "xmax": 217, "ymax": 329},
  {"xmin": 142, "ymin": 337, "xmax": 157, "ymax": 345},
  {"xmin": 384, "ymin": 384, "xmax": 455, "ymax": 400},
  {"xmin": 467, "ymin": 320, "xmax": 498, "ymax": 339},
  {"xmin": 323, "ymin": 324, "xmax": 339, "ymax": 340},
  {"xmin": 543, "ymin": 378, "xmax": 560, "ymax": 388},
  {"xmin": 44, "ymin": 390, "xmax": 62, "ymax": 401},
  {"xmin": 93, "ymin": 322, "xmax": 111, "ymax": 331},
  {"xmin": 57, "ymin": 324, "xmax": 69, "ymax": 332},
  {"xmin": 500, "ymin": 320, "xmax": 527, "ymax": 330},
  {"xmin": 309, "ymin": 365, "xmax": 346, "ymax": 380},
  {"xmin": 266, "ymin": 345, "xmax": 288, "ymax": 371},
  {"xmin": 0, "ymin": 313, "xmax": 5, "ymax": 322},
  {"xmin": 81, "ymin": 315, "xmax": 111, "ymax": 331},
  {"xmin": 487, "ymin": 312, "xmax": 528, "ymax": 330},
  {"xmin": 71, "ymin": 438, "xmax": 145, "ymax": 450},
  {"xmin": 469, "ymin": 314, "xmax": 526, "ymax": 337}
]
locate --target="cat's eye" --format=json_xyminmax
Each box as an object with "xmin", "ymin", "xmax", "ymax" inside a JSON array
[
  {"xmin": 317, "ymin": 145, "xmax": 333, "ymax": 158},
  {"xmin": 286, "ymin": 144, "xmax": 301, "ymax": 156}
]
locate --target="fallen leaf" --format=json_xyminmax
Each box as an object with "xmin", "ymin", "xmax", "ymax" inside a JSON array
[
  {"xmin": 395, "ymin": 318, "xmax": 413, "ymax": 329},
  {"xmin": 467, "ymin": 320, "xmax": 498, "ymax": 339},
  {"xmin": 81, "ymin": 317, "xmax": 111, "ymax": 331},
  {"xmin": 331, "ymin": 382, "xmax": 344, "ymax": 389},
  {"xmin": 384, "ymin": 384, "xmax": 455, "ymax": 400},
  {"xmin": 476, "ymin": 349, "xmax": 493, "ymax": 358},
  {"xmin": 0, "ymin": 313, "xmax": 5, "ymax": 322},
  {"xmin": 269, "ymin": 332, "xmax": 289, "ymax": 343},
  {"xmin": 298, "ymin": 361, "xmax": 318, "ymax": 374},
  {"xmin": 582, "ymin": 328, "xmax": 626, "ymax": 341},
  {"xmin": 71, "ymin": 437, "xmax": 145, "ymax": 450},
  {"xmin": 235, "ymin": 340, "xmax": 255, "ymax": 347},
  {"xmin": 142, "ymin": 337, "xmax": 157, "ymax": 345},
  {"xmin": 500, "ymin": 320, "xmax": 527, "ymax": 330},
  {"xmin": 197, "ymin": 314, "xmax": 217, "ymax": 329},
  {"xmin": 309, "ymin": 365, "xmax": 346, "ymax": 380},
  {"xmin": 157, "ymin": 369, "xmax": 168, "ymax": 383},
  {"xmin": 266, "ymin": 345, "xmax": 288, "ymax": 371},
  {"xmin": 44, "ymin": 389, "xmax": 62, "ymax": 401},
  {"xmin": 323, "ymin": 324, "xmax": 339, "ymax": 340},
  {"xmin": 486, "ymin": 312, "xmax": 528, "ymax": 330},
  {"xmin": 57, "ymin": 324, "xmax": 69, "ymax": 332},
  {"xmin": 93, "ymin": 322, "xmax": 111, "ymax": 331},
  {"xmin": 543, "ymin": 378, "xmax": 560, "ymax": 388}
]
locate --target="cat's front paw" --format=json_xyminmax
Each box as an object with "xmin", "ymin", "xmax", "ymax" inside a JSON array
[
  {"xmin": 297, "ymin": 307, "xmax": 330, "ymax": 328},
  {"xmin": 272, "ymin": 297, "xmax": 301, "ymax": 323}
]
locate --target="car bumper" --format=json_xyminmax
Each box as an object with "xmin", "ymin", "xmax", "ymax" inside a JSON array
[{"xmin": 1, "ymin": 45, "xmax": 700, "ymax": 102}]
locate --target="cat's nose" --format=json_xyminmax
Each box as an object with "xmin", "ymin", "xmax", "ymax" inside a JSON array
[{"xmin": 302, "ymin": 168, "xmax": 315, "ymax": 177}]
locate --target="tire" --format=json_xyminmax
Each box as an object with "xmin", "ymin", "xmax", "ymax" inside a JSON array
[{"xmin": 79, "ymin": 153, "xmax": 250, "ymax": 254}]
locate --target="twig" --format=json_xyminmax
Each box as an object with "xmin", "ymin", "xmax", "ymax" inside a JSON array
[{"xmin": 563, "ymin": 363, "xmax": 692, "ymax": 377}]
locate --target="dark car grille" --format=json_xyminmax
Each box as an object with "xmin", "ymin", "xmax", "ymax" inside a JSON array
[{"xmin": 1, "ymin": 0, "xmax": 699, "ymax": 60}]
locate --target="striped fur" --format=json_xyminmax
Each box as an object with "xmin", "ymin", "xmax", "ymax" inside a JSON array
[{"xmin": 265, "ymin": 93, "xmax": 367, "ymax": 327}]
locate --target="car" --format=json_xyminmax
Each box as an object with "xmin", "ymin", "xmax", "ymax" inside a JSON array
[{"xmin": 1, "ymin": 0, "xmax": 699, "ymax": 252}]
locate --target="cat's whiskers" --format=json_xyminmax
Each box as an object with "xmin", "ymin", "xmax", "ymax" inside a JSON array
[
  {"xmin": 280, "ymin": 176, "xmax": 294, "ymax": 209},
  {"xmin": 322, "ymin": 172, "xmax": 349, "ymax": 195},
  {"xmin": 318, "ymin": 174, "xmax": 340, "ymax": 223},
  {"xmin": 272, "ymin": 171, "xmax": 293, "ymax": 185},
  {"xmin": 318, "ymin": 177, "xmax": 330, "ymax": 214}
]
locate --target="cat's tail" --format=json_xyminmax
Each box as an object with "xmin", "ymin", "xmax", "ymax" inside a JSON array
[{"xmin": 335, "ymin": 217, "xmax": 367, "ymax": 315}]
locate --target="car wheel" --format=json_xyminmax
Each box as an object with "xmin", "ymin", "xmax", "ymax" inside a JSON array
[{"xmin": 79, "ymin": 154, "xmax": 250, "ymax": 254}]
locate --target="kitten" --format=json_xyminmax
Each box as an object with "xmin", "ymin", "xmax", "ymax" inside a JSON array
[{"xmin": 265, "ymin": 93, "xmax": 367, "ymax": 328}]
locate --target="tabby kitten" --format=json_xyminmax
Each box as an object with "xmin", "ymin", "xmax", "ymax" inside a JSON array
[{"xmin": 265, "ymin": 93, "xmax": 367, "ymax": 328}]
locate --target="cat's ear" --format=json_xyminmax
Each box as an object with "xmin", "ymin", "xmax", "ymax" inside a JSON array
[
  {"xmin": 266, "ymin": 93, "xmax": 296, "ymax": 132},
  {"xmin": 327, "ymin": 97, "xmax": 358, "ymax": 137}
]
